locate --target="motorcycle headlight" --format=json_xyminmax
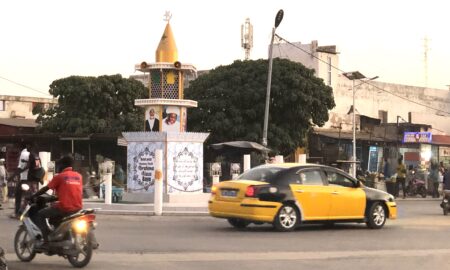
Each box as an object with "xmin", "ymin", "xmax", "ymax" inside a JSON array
[
  {"xmin": 73, "ymin": 219, "xmax": 88, "ymax": 233},
  {"xmin": 387, "ymin": 195, "xmax": 395, "ymax": 202},
  {"xmin": 444, "ymin": 199, "xmax": 448, "ymax": 203}
]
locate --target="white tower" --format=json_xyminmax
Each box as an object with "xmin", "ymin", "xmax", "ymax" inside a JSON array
[{"xmin": 241, "ymin": 18, "xmax": 253, "ymax": 60}]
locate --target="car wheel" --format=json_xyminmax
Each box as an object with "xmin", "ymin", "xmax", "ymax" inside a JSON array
[
  {"xmin": 227, "ymin": 218, "xmax": 249, "ymax": 229},
  {"xmin": 366, "ymin": 202, "xmax": 386, "ymax": 229},
  {"xmin": 273, "ymin": 204, "xmax": 299, "ymax": 232}
]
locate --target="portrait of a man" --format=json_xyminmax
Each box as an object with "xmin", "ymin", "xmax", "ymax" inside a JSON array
[{"xmin": 145, "ymin": 107, "xmax": 160, "ymax": 132}]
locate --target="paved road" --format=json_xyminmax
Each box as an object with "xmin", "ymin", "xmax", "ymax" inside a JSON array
[{"xmin": 1, "ymin": 200, "xmax": 450, "ymax": 270}]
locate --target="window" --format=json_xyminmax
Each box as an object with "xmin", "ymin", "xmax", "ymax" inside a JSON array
[
  {"xmin": 0, "ymin": 100, "xmax": 4, "ymax": 111},
  {"xmin": 325, "ymin": 171, "xmax": 355, "ymax": 188},
  {"xmin": 237, "ymin": 166, "xmax": 284, "ymax": 183},
  {"xmin": 378, "ymin": 110, "xmax": 388, "ymax": 124},
  {"xmin": 297, "ymin": 170, "xmax": 324, "ymax": 186}
]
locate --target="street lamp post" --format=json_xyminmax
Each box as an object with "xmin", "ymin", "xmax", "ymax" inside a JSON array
[
  {"xmin": 343, "ymin": 71, "xmax": 378, "ymax": 177},
  {"xmin": 262, "ymin": 9, "xmax": 284, "ymax": 149}
]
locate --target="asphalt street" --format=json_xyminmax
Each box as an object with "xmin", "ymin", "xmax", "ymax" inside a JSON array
[{"xmin": 1, "ymin": 200, "xmax": 450, "ymax": 270}]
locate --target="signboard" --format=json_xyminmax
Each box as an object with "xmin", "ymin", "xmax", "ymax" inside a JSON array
[
  {"xmin": 403, "ymin": 132, "xmax": 432, "ymax": 143},
  {"xmin": 127, "ymin": 142, "xmax": 164, "ymax": 193},
  {"xmin": 167, "ymin": 142, "xmax": 203, "ymax": 193},
  {"xmin": 439, "ymin": 147, "xmax": 450, "ymax": 157}
]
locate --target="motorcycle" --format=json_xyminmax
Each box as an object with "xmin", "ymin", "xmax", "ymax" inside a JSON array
[
  {"xmin": 440, "ymin": 190, "xmax": 450, "ymax": 215},
  {"xmin": 14, "ymin": 184, "xmax": 99, "ymax": 268},
  {"xmin": 405, "ymin": 176, "xmax": 427, "ymax": 198}
]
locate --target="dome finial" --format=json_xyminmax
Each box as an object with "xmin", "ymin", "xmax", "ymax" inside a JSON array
[{"xmin": 164, "ymin": 11, "xmax": 172, "ymax": 23}]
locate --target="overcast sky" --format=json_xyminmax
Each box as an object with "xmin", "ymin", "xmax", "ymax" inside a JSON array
[{"xmin": 1, "ymin": 0, "xmax": 449, "ymax": 98}]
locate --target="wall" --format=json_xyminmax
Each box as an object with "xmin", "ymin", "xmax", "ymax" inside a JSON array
[
  {"xmin": 325, "ymin": 78, "xmax": 450, "ymax": 134},
  {"xmin": 0, "ymin": 95, "xmax": 56, "ymax": 119}
]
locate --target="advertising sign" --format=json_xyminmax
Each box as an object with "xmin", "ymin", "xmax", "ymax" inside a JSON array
[{"xmin": 403, "ymin": 132, "xmax": 432, "ymax": 143}]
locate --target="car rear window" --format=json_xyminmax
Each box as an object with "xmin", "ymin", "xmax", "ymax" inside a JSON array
[{"xmin": 237, "ymin": 166, "xmax": 284, "ymax": 182}]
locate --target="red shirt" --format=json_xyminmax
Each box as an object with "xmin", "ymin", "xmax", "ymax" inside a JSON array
[{"xmin": 47, "ymin": 167, "xmax": 83, "ymax": 212}]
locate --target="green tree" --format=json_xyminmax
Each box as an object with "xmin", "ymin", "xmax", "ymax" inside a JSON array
[
  {"xmin": 35, "ymin": 74, "xmax": 147, "ymax": 134},
  {"xmin": 185, "ymin": 59, "xmax": 335, "ymax": 155}
]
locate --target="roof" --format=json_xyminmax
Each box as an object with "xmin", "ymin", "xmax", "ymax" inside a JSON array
[
  {"xmin": 313, "ymin": 129, "xmax": 398, "ymax": 142},
  {"xmin": 432, "ymin": 135, "xmax": 450, "ymax": 146},
  {"xmin": 0, "ymin": 118, "xmax": 37, "ymax": 128}
]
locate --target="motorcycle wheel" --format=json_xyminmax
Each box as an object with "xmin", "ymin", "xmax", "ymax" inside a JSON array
[
  {"xmin": 419, "ymin": 187, "xmax": 427, "ymax": 198},
  {"xmin": 67, "ymin": 234, "xmax": 93, "ymax": 268},
  {"xmin": 14, "ymin": 226, "xmax": 36, "ymax": 262}
]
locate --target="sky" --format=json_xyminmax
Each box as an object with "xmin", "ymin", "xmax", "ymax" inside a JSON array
[{"xmin": 1, "ymin": 0, "xmax": 449, "ymax": 98}]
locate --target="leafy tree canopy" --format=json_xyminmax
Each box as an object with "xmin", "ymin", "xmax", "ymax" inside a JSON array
[
  {"xmin": 35, "ymin": 74, "xmax": 147, "ymax": 134},
  {"xmin": 185, "ymin": 59, "xmax": 335, "ymax": 155}
]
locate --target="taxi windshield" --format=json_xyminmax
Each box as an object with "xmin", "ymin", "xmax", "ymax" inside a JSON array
[{"xmin": 237, "ymin": 166, "xmax": 284, "ymax": 183}]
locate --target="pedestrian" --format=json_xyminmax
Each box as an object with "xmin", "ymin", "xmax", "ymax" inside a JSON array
[
  {"xmin": 443, "ymin": 166, "xmax": 450, "ymax": 191},
  {"xmin": 8, "ymin": 142, "xmax": 31, "ymax": 218},
  {"xmin": 429, "ymin": 159, "xmax": 440, "ymax": 198},
  {"xmin": 0, "ymin": 159, "xmax": 6, "ymax": 210},
  {"xmin": 396, "ymin": 158, "xmax": 407, "ymax": 199},
  {"xmin": 383, "ymin": 157, "xmax": 391, "ymax": 180}
]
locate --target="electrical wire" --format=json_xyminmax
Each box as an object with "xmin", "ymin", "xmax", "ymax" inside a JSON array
[
  {"xmin": 0, "ymin": 75, "xmax": 50, "ymax": 96},
  {"xmin": 275, "ymin": 34, "xmax": 450, "ymax": 116}
]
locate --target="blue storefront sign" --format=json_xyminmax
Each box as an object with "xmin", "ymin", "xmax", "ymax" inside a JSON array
[{"xmin": 403, "ymin": 132, "xmax": 432, "ymax": 143}]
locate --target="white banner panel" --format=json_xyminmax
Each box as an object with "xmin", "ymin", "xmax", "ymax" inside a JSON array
[
  {"xmin": 167, "ymin": 142, "xmax": 203, "ymax": 194},
  {"xmin": 127, "ymin": 142, "xmax": 164, "ymax": 193}
]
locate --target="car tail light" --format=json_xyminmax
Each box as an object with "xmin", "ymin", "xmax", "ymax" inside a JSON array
[
  {"xmin": 211, "ymin": 185, "xmax": 218, "ymax": 195},
  {"xmin": 245, "ymin": 186, "xmax": 256, "ymax": 197}
]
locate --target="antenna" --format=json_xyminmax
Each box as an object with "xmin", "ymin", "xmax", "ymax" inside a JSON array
[
  {"xmin": 423, "ymin": 36, "xmax": 430, "ymax": 87},
  {"xmin": 241, "ymin": 18, "xmax": 253, "ymax": 60}
]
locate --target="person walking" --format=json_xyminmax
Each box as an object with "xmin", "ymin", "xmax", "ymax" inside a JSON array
[{"xmin": 396, "ymin": 158, "xmax": 407, "ymax": 199}]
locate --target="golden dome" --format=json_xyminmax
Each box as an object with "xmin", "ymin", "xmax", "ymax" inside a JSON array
[{"xmin": 155, "ymin": 23, "xmax": 178, "ymax": 63}]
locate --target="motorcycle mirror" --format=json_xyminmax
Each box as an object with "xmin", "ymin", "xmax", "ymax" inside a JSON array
[{"xmin": 21, "ymin": 183, "xmax": 30, "ymax": 191}]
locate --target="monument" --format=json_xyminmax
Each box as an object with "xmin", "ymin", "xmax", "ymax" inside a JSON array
[{"xmin": 122, "ymin": 13, "xmax": 209, "ymax": 203}]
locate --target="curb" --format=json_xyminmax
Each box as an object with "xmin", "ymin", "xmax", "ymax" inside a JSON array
[{"xmin": 94, "ymin": 209, "xmax": 209, "ymax": 216}]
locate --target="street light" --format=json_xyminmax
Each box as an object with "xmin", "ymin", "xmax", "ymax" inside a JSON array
[
  {"xmin": 262, "ymin": 9, "xmax": 284, "ymax": 149},
  {"xmin": 343, "ymin": 71, "xmax": 378, "ymax": 177}
]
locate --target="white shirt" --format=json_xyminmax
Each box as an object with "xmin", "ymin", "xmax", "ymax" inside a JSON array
[
  {"xmin": 18, "ymin": 148, "xmax": 30, "ymax": 181},
  {"xmin": 148, "ymin": 118, "xmax": 156, "ymax": 129}
]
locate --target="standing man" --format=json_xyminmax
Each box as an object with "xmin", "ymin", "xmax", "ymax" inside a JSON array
[
  {"xmin": 145, "ymin": 108, "xmax": 160, "ymax": 132},
  {"xmin": 396, "ymin": 158, "xmax": 407, "ymax": 199},
  {"xmin": 430, "ymin": 159, "xmax": 440, "ymax": 198},
  {"xmin": 383, "ymin": 157, "xmax": 392, "ymax": 180},
  {"xmin": 9, "ymin": 142, "xmax": 30, "ymax": 218}
]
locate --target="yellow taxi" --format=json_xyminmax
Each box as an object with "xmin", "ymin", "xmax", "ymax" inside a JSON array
[{"xmin": 209, "ymin": 163, "xmax": 397, "ymax": 231}]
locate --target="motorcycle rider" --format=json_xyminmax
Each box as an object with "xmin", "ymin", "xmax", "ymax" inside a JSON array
[{"xmin": 29, "ymin": 155, "xmax": 83, "ymax": 248}]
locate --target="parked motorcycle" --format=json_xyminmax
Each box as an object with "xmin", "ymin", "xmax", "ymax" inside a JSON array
[
  {"xmin": 14, "ymin": 185, "xmax": 98, "ymax": 268},
  {"xmin": 440, "ymin": 190, "xmax": 450, "ymax": 215},
  {"xmin": 405, "ymin": 177, "xmax": 427, "ymax": 198}
]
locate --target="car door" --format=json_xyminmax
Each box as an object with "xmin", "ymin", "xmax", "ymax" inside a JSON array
[
  {"xmin": 324, "ymin": 169, "xmax": 366, "ymax": 219},
  {"xmin": 289, "ymin": 168, "xmax": 332, "ymax": 221}
]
